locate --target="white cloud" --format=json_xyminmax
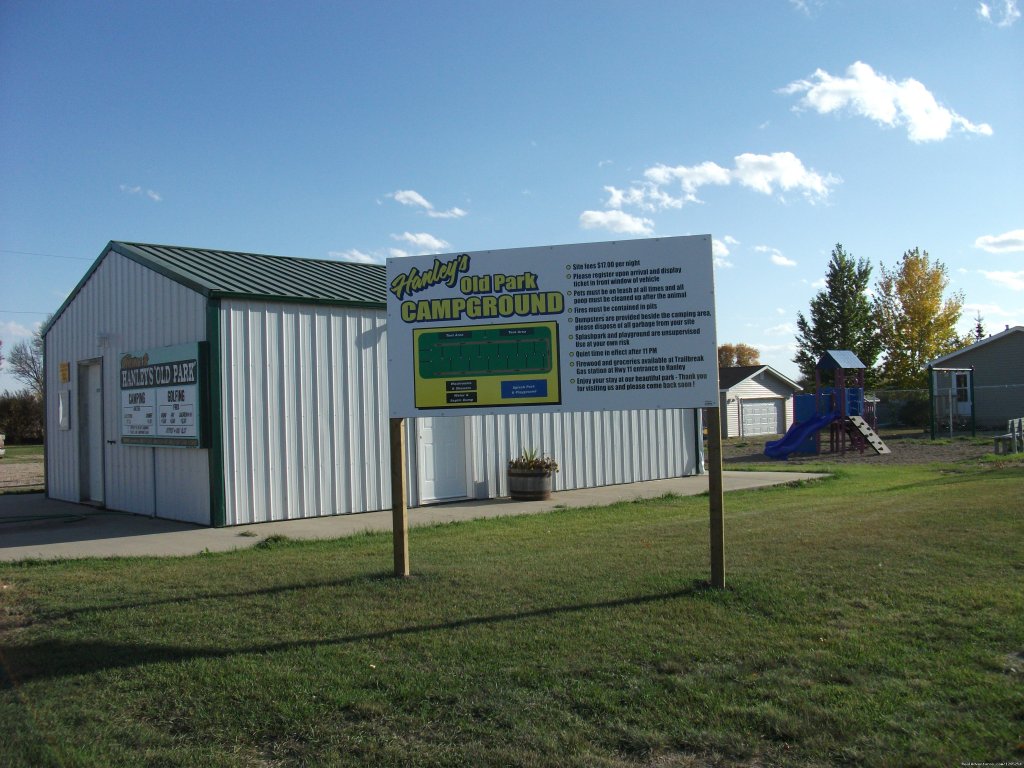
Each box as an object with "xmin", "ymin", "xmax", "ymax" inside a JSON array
[
  {"xmin": 711, "ymin": 238, "xmax": 733, "ymax": 268},
  {"xmin": 974, "ymin": 229, "xmax": 1024, "ymax": 253},
  {"xmin": 644, "ymin": 161, "xmax": 731, "ymax": 204},
  {"xmin": 582, "ymin": 152, "xmax": 836, "ymax": 233},
  {"xmin": 755, "ymin": 244, "xmax": 797, "ymax": 267},
  {"xmin": 391, "ymin": 189, "xmax": 431, "ymax": 209},
  {"xmin": 578, "ymin": 210, "xmax": 655, "ymax": 236},
  {"xmin": 0, "ymin": 320, "xmax": 34, "ymax": 339},
  {"xmin": 388, "ymin": 248, "xmax": 409, "ymax": 258},
  {"xmin": 978, "ymin": 0, "xmax": 1021, "ymax": 26},
  {"xmin": 328, "ymin": 249, "xmax": 381, "ymax": 264},
  {"xmin": 964, "ymin": 302, "xmax": 1015, "ymax": 317},
  {"xmin": 781, "ymin": 61, "xmax": 993, "ymax": 142},
  {"xmin": 732, "ymin": 152, "xmax": 836, "ymax": 200},
  {"xmin": 604, "ymin": 185, "xmax": 647, "ymax": 210},
  {"xmin": 765, "ymin": 322, "xmax": 796, "ymax": 336},
  {"xmin": 390, "ymin": 232, "xmax": 451, "ymax": 253},
  {"xmin": 759, "ymin": 340, "xmax": 799, "ymax": 354},
  {"xmin": 723, "ymin": 235, "xmax": 740, "ymax": 246},
  {"xmin": 602, "ymin": 183, "xmax": 684, "ymax": 212},
  {"xmin": 120, "ymin": 184, "xmax": 162, "ymax": 202},
  {"xmin": 389, "ymin": 189, "xmax": 467, "ymax": 219},
  {"xmin": 789, "ymin": 0, "xmax": 823, "ymax": 15},
  {"xmin": 428, "ymin": 207, "xmax": 467, "ymax": 219},
  {"xmin": 981, "ymin": 270, "xmax": 1024, "ymax": 291}
]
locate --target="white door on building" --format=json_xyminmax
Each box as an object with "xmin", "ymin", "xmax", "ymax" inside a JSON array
[
  {"xmin": 741, "ymin": 398, "xmax": 784, "ymax": 436},
  {"xmin": 416, "ymin": 417, "xmax": 469, "ymax": 503},
  {"xmin": 78, "ymin": 361, "xmax": 105, "ymax": 504}
]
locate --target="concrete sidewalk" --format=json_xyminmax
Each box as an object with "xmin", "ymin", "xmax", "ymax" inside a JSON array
[{"xmin": 0, "ymin": 470, "xmax": 827, "ymax": 562}]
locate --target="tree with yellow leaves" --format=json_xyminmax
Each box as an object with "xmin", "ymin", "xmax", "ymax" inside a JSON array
[
  {"xmin": 718, "ymin": 343, "xmax": 760, "ymax": 368},
  {"xmin": 873, "ymin": 248, "xmax": 963, "ymax": 389}
]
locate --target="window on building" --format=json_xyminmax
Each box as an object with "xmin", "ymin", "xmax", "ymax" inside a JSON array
[{"xmin": 955, "ymin": 373, "xmax": 969, "ymax": 403}]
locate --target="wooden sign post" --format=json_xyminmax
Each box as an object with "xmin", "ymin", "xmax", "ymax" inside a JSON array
[
  {"xmin": 385, "ymin": 236, "xmax": 722, "ymax": 583},
  {"xmin": 389, "ymin": 417, "xmax": 410, "ymax": 578},
  {"xmin": 706, "ymin": 406, "xmax": 725, "ymax": 588}
]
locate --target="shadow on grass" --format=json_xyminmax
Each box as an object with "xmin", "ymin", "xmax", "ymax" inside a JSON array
[
  {"xmin": 862, "ymin": 465, "xmax": 1016, "ymax": 495},
  {"xmin": 1, "ymin": 581, "xmax": 717, "ymax": 687},
  {"xmin": 29, "ymin": 571, "xmax": 399, "ymax": 624}
]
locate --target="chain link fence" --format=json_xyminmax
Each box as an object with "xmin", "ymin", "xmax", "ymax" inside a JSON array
[{"xmin": 870, "ymin": 383, "xmax": 1024, "ymax": 433}]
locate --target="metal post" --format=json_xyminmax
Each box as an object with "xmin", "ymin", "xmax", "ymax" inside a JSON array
[
  {"xmin": 928, "ymin": 366, "xmax": 936, "ymax": 440},
  {"xmin": 969, "ymin": 366, "xmax": 976, "ymax": 438},
  {"xmin": 948, "ymin": 385, "xmax": 954, "ymax": 438}
]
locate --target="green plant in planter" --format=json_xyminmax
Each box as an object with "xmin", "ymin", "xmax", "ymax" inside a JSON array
[
  {"xmin": 507, "ymin": 449, "xmax": 558, "ymax": 501},
  {"xmin": 508, "ymin": 448, "xmax": 559, "ymax": 473}
]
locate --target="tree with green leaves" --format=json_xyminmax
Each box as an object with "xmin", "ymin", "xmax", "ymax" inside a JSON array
[
  {"xmin": 873, "ymin": 248, "xmax": 964, "ymax": 389},
  {"xmin": 793, "ymin": 243, "xmax": 880, "ymax": 386},
  {"xmin": 972, "ymin": 311, "xmax": 985, "ymax": 342}
]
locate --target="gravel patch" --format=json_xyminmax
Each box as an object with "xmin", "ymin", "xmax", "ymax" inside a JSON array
[
  {"xmin": 0, "ymin": 456, "xmax": 44, "ymax": 492},
  {"xmin": 721, "ymin": 430, "xmax": 1000, "ymax": 466}
]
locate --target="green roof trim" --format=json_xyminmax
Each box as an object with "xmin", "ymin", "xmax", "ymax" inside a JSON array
[{"xmin": 43, "ymin": 241, "xmax": 387, "ymax": 335}]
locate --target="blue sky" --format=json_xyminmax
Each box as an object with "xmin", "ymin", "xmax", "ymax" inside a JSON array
[{"xmin": 2, "ymin": 0, "xmax": 1021, "ymax": 392}]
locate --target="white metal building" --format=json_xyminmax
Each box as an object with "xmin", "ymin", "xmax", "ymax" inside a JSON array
[
  {"xmin": 718, "ymin": 365, "xmax": 801, "ymax": 438},
  {"xmin": 44, "ymin": 242, "xmax": 703, "ymax": 526}
]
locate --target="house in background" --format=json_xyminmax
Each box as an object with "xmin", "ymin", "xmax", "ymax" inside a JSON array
[
  {"xmin": 928, "ymin": 326, "xmax": 1024, "ymax": 428},
  {"xmin": 718, "ymin": 365, "xmax": 802, "ymax": 438}
]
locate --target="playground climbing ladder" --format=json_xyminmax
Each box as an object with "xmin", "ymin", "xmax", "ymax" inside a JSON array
[{"xmin": 846, "ymin": 416, "xmax": 891, "ymax": 455}]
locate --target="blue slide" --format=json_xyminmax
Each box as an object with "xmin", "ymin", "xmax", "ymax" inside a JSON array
[{"xmin": 764, "ymin": 412, "xmax": 838, "ymax": 460}]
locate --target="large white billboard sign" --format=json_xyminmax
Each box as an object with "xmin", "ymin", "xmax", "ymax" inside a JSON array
[{"xmin": 386, "ymin": 236, "xmax": 719, "ymax": 417}]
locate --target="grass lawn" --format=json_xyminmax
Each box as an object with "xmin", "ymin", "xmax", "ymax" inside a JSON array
[
  {"xmin": 1, "ymin": 460, "xmax": 1022, "ymax": 767},
  {"xmin": 1, "ymin": 444, "xmax": 44, "ymax": 462}
]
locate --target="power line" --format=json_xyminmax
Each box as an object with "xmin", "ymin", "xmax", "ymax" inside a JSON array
[{"xmin": 0, "ymin": 249, "xmax": 91, "ymax": 261}]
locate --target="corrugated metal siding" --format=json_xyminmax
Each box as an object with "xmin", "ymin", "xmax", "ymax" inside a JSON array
[
  {"xmin": 219, "ymin": 301, "xmax": 697, "ymax": 524},
  {"xmin": 44, "ymin": 251, "xmax": 211, "ymax": 523},
  {"xmin": 218, "ymin": 300, "xmax": 390, "ymax": 524},
  {"xmin": 465, "ymin": 409, "xmax": 694, "ymax": 497}
]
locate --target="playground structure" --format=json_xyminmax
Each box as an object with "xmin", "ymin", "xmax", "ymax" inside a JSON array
[{"xmin": 765, "ymin": 350, "xmax": 889, "ymax": 460}]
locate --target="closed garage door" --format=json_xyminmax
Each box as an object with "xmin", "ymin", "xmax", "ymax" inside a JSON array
[{"xmin": 741, "ymin": 398, "xmax": 784, "ymax": 436}]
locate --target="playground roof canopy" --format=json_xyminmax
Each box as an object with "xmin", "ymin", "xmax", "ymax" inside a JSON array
[{"xmin": 817, "ymin": 350, "xmax": 865, "ymax": 371}]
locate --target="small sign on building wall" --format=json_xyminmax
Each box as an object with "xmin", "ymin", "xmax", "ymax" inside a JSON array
[
  {"xmin": 119, "ymin": 342, "xmax": 207, "ymax": 447},
  {"xmin": 59, "ymin": 361, "xmax": 70, "ymax": 383}
]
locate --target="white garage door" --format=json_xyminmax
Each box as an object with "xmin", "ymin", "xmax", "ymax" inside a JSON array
[{"xmin": 741, "ymin": 399, "xmax": 784, "ymax": 436}]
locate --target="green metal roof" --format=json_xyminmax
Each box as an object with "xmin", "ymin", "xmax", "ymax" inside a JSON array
[
  {"xmin": 45, "ymin": 241, "xmax": 387, "ymax": 335},
  {"xmin": 111, "ymin": 241, "xmax": 387, "ymax": 305}
]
